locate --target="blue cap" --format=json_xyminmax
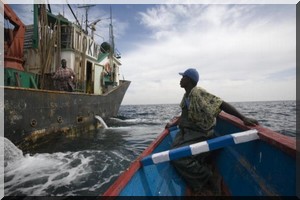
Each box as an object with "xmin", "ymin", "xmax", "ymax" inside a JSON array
[{"xmin": 179, "ymin": 68, "xmax": 199, "ymax": 83}]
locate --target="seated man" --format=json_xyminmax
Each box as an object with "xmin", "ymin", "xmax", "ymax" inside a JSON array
[{"xmin": 170, "ymin": 68, "xmax": 258, "ymax": 195}]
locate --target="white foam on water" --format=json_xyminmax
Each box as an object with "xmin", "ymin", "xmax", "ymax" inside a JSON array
[
  {"xmin": 95, "ymin": 116, "xmax": 108, "ymax": 129},
  {"xmin": 110, "ymin": 117, "xmax": 149, "ymax": 123},
  {"xmin": 3, "ymin": 136, "xmax": 135, "ymax": 196},
  {"xmin": 105, "ymin": 126, "xmax": 131, "ymax": 130},
  {"xmin": 5, "ymin": 151, "xmax": 95, "ymax": 195},
  {"xmin": 3, "ymin": 137, "xmax": 97, "ymax": 196},
  {"xmin": 109, "ymin": 117, "xmax": 125, "ymax": 122},
  {"xmin": 2, "ymin": 126, "xmax": 145, "ymax": 196},
  {"xmin": 3, "ymin": 137, "xmax": 23, "ymax": 168}
]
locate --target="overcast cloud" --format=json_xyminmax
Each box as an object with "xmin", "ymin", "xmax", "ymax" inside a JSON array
[
  {"xmin": 121, "ymin": 4, "xmax": 296, "ymax": 104},
  {"xmin": 7, "ymin": 3, "xmax": 296, "ymax": 105}
]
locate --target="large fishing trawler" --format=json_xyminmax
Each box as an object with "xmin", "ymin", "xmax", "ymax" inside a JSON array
[{"xmin": 3, "ymin": 4, "xmax": 130, "ymax": 151}]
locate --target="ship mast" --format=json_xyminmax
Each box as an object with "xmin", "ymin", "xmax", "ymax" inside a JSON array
[
  {"xmin": 78, "ymin": 4, "xmax": 95, "ymax": 34},
  {"xmin": 109, "ymin": 6, "xmax": 115, "ymax": 83},
  {"xmin": 109, "ymin": 6, "xmax": 115, "ymax": 56}
]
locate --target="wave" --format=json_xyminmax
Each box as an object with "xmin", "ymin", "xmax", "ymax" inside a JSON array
[
  {"xmin": 3, "ymin": 101, "xmax": 295, "ymax": 196},
  {"xmin": 108, "ymin": 117, "xmax": 165, "ymax": 127},
  {"xmin": 3, "ymin": 137, "xmax": 136, "ymax": 196}
]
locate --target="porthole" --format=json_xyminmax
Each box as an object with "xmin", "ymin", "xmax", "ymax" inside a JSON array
[
  {"xmin": 57, "ymin": 116, "xmax": 63, "ymax": 123},
  {"xmin": 30, "ymin": 119, "xmax": 37, "ymax": 127}
]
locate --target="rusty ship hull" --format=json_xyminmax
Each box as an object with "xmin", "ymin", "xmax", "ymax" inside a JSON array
[{"xmin": 4, "ymin": 80, "xmax": 130, "ymax": 151}]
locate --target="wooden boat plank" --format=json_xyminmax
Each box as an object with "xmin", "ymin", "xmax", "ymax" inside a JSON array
[
  {"xmin": 215, "ymin": 113, "xmax": 296, "ymax": 196},
  {"xmin": 118, "ymin": 128, "xmax": 186, "ymax": 196},
  {"xmin": 103, "ymin": 127, "xmax": 182, "ymax": 196},
  {"xmin": 104, "ymin": 113, "xmax": 296, "ymax": 197},
  {"xmin": 218, "ymin": 112, "xmax": 296, "ymax": 157}
]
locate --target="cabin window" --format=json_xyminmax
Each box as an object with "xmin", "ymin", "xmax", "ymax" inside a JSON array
[{"xmin": 61, "ymin": 25, "xmax": 73, "ymax": 49}]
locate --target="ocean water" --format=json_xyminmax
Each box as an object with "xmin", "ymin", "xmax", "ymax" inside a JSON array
[{"xmin": 3, "ymin": 101, "xmax": 296, "ymax": 196}]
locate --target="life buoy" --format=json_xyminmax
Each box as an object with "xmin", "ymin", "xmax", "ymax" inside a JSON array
[{"xmin": 104, "ymin": 63, "xmax": 111, "ymax": 73}]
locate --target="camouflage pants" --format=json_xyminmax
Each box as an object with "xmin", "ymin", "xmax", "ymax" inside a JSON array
[{"xmin": 171, "ymin": 128, "xmax": 214, "ymax": 192}]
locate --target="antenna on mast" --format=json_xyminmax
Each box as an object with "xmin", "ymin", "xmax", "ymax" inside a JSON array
[
  {"xmin": 89, "ymin": 19, "xmax": 101, "ymax": 39},
  {"xmin": 109, "ymin": 6, "xmax": 121, "ymax": 59},
  {"xmin": 108, "ymin": 6, "xmax": 116, "ymax": 83},
  {"xmin": 78, "ymin": 4, "xmax": 95, "ymax": 34},
  {"xmin": 109, "ymin": 6, "xmax": 115, "ymax": 55}
]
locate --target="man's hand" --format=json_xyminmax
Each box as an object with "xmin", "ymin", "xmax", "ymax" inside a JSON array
[
  {"xmin": 243, "ymin": 117, "xmax": 259, "ymax": 126},
  {"xmin": 165, "ymin": 116, "xmax": 181, "ymax": 128}
]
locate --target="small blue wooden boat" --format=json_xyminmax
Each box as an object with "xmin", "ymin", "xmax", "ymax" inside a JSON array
[{"xmin": 103, "ymin": 112, "xmax": 296, "ymax": 196}]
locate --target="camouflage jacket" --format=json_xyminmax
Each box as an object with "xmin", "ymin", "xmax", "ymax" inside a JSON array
[{"xmin": 180, "ymin": 86, "xmax": 223, "ymax": 131}]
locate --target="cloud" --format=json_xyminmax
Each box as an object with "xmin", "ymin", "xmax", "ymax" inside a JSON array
[
  {"xmin": 120, "ymin": 4, "xmax": 296, "ymax": 104},
  {"xmin": 7, "ymin": 4, "xmax": 296, "ymax": 105}
]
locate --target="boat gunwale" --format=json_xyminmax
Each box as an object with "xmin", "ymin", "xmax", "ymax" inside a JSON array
[
  {"xmin": 218, "ymin": 112, "xmax": 296, "ymax": 157},
  {"xmin": 102, "ymin": 126, "xmax": 173, "ymax": 196},
  {"xmin": 103, "ymin": 112, "xmax": 296, "ymax": 196}
]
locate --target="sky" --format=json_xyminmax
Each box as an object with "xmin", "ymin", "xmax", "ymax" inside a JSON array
[{"xmin": 6, "ymin": 1, "xmax": 297, "ymax": 105}]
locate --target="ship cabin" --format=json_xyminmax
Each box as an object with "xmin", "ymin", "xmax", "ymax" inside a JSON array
[{"xmin": 4, "ymin": 4, "xmax": 121, "ymax": 95}]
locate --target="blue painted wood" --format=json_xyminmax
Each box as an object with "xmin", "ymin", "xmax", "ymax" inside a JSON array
[
  {"xmin": 169, "ymin": 145, "xmax": 191, "ymax": 161},
  {"xmin": 207, "ymin": 134, "xmax": 235, "ymax": 150},
  {"xmin": 108, "ymin": 116, "xmax": 296, "ymax": 196},
  {"xmin": 119, "ymin": 128, "xmax": 187, "ymax": 196},
  {"xmin": 141, "ymin": 129, "xmax": 258, "ymax": 166},
  {"xmin": 141, "ymin": 155, "xmax": 154, "ymax": 166},
  {"xmin": 214, "ymin": 118, "xmax": 296, "ymax": 196}
]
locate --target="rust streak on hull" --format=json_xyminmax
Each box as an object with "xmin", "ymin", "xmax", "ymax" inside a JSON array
[{"xmin": 4, "ymin": 80, "xmax": 130, "ymax": 151}]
